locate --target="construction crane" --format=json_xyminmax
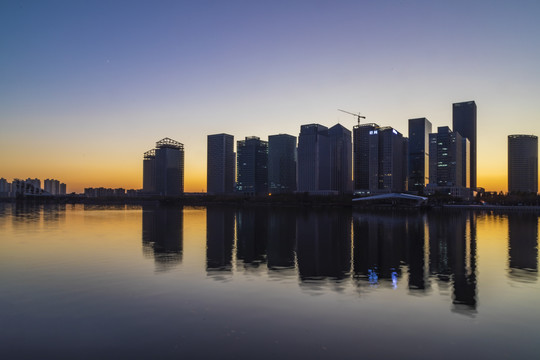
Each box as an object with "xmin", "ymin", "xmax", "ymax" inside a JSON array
[{"xmin": 338, "ymin": 109, "xmax": 365, "ymax": 126}]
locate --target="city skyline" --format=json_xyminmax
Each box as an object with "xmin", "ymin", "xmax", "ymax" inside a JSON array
[{"xmin": 1, "ymin": 1, "xmax": 540, "ymax": 193}]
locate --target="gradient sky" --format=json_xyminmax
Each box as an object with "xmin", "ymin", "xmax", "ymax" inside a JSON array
[{"xmin": 1, "ymin": 0, "xmax": 539, "ymax": 193}]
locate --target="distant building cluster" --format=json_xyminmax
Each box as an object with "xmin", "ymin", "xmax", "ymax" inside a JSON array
[
  {"xmin": 203, "ymin": 101, "xmax": 518, "ymax": 198},
  {"xmin": 83, "ymin": 187, "xmax": 138, "ymax": 197},
  {"xmin": 0, "ymin": 177, "xmax": 67, "ymax": 197}
]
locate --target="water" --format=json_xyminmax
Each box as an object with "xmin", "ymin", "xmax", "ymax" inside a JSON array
[{"xmin": 0, "ymin": 203, "xmax": 539, "ymax": 359}]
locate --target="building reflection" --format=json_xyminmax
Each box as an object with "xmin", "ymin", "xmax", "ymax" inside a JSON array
[
  {"xmin": 296, "ymin": 209, "xmax": 351, "ymax": 288},
  {"xmin": 508, "ymin": 214, "xmax": 538, "ymax": 282},
  {"xmin": 267, "ymin": 208, "xmax": 296, "ymax": 271},
  {"xmin": 236, "ymin": 207, "xmax": 268, "ymax": 271},
  {"xmin": 142, "ymin": 205, "xmax": 183, "ymax": 272},
  {"xmin": 206, "ymin": 207, "xmax": 235, "ymax": 274},
  {"xmin": 352, "ymin": 211, "xmax": 405, "ymax": 290},
  {"xmin": 428, "ymin": 211, "xmax": 477, "ymax": 315},
  {"xmin": 404, "ymin": 213, "xmax": 429, "ymax": 293}
]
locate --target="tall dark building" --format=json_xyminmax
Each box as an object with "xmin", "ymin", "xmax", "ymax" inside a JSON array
[
  {"xmin": 143, "ymin": 138, "xmax": 184, "ymax": 195},
  {"xmin": 408, "ymin": 118, "xmax": 432, "ymax": 193},
  {"xmin": 452, "ymin": 101, "xmax": 477, "ymax": 189},
  {"xmin": 508, "ymin": 135, "xmax": 538, "ymax": 193},
  {"xmin": 207, "ymin": 133, "xmax": 235, "ymax": 194},
  {"xmin": 429, "ymin": 127, "xmax": 468, "ymax": 188},
  {"xmin": 353, "ymin": 123, "xmax": 379, "ymax": 191},
  {"xmin": 268, "ymin": 134, "xmax": 297, "ymax": 194},
  {"xmin": 297, "ymin": 124, "xmax": 331, "ymax": 192},
  {"xmin": 236, "ymin": 136, "xmax": 268, "ymax": 195},
  {"xmin": 368, "ymin": 127, "xmax": 408, "ymax": 193},
  {"xmin": 328, "ymin": 124, "xmax": 352, "ymax": 193}
]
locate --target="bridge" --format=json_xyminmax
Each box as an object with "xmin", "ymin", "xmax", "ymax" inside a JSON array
[{"xmin": 353, "ymin": 193, "xmax": 428, "ymax": 207}]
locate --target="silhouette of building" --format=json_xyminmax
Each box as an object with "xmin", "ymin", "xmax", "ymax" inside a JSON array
[
  {"xmin": 26, "ymin": 178, "xmax": 41, "ymax": 191},
  {"xmin": 206, "ymin": 207, "xmax": 235, "ymax": 272},
  {"xmin": 408, "ymin": 118, "xmax": 432, "ymax": 193},
  {"xmin": 329, "ymin": 124, "xmax": 353, "ymax": 193},
  {"xmin": 0, "ymin": 178, "xmax": 10, "ymax": 196},
  {"xmin": 207, "ymin": 133, "xmax": 235, "ymax": 194},
  {"xmin": 268, "ymin": 134, "xmax": 297, "ymax": 194},
  {"xmin": 368, "ymin": 127, "xmax": 408, "ymax": 193},
  {"xmin": 44, "ymin": 179, "xmax": 60, "ymax": 195},
  {"xmin": 427, "ymin": 127, "xmax": 470, "ymax": 198},
  {"xmin": 353, "ymin": 123, "xmax": 379, "ymax": 192},
  {"xmin": 60, "ymin": 183, "xmax": 67, "ymax": 195},
  {"xmin": 143, "ymin": 138, "xmax": 184, "ymax": 195},
  {"xmin": 236, "ymin": 136, "xmax": 268, "ymax": 195},
  {"xmin": 508, "ymin": 135, "xmax": 538, "ymax": 193},
  {"xmin": 297, "ymin": 124, "xmax": 331, "ymax": 193},
  {"xmin": 452, "ymin": 101, "xmax": 477, "ymax": 189}
]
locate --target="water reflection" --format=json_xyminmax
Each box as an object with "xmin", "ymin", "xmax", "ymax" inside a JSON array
[
  {"xmin": 206, "ymin": 207, "xmax": 234, "ymax": 275},
  {"xmin": 508, "ymin": 214, "xmax": 538, "ymax": 282},
  {"xmin": 142, "ymin": 205, "xmax": 183, "ymax": 272}
]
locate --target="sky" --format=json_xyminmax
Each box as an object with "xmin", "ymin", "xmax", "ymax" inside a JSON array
[{"xmin": 1, "ymin": 0, "xmax": 539, "ymax": 193}]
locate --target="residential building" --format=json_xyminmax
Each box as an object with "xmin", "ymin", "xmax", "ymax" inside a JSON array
[
  {"xmin": 207, "ymin": 133, "xmax": 235, "ymax": 194},
  {"xmin": 142, "ymin": 138, "xmax": 185, "ymax": 196},
  {"xmin": 236, "ymin": 136, "xmax": 268, "ymax": 195},
  {"xmin": 508, "ymin": 135, "xmax": 538, "ymax": 193},
  {"xmin": 268, "ymin": 134, "xmax": 296, "ymax": 194}
]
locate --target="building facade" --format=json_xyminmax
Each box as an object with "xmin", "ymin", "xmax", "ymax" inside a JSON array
[
  {"xmin": 329, "ymin": 124, "xmax": 352, "ymax": 193},
  {"xmin": 408, "ymin": 118, "xmax": 432, "ymax": 193},
  {"xmin": 452, "ymin": 101, "xmax": 477, "ymax": 189},
  {"xmin": 508, "ymin": 135, "xmax": 538, "ymax": 193},
  {"xmin": 297, "ymin": 124, "xmax": 331, "ymax": 192},
  {"xmin": 268, "ymin": 134, "xmax": 297, "ymax": 194},
  {"xmin": 368, "ymin": 127, "xmax": 408, "ymax": 193},
  {"xmin": 353, "ymin": 123, "xmax": 379, "ymax": 192},
  {"xmin": 428, "ymin": 126, "xmax": 470, "ymax": 189},
  {"xmin": 143, "ymin": 138, "xmax": 185, "ymax": 196},
  {"xmin": 236, "ymin": 136, "xmax": 268, "ymax": 195},
  {"xmin": 207, "ymin": 133, "xmax": 235, "ymax": 195}
]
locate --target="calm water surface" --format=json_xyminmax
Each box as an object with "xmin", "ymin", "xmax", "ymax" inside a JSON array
[{"xmin": 0, "ymin": 203, "xmax": 539, "ymax": 359}]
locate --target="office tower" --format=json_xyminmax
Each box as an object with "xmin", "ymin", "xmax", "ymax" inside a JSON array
[
  {"xmin": 429, "ymin": 127, "xmax": 469, "ymax": 188},
  {"xmin": 353, "ymin": 123, "xmax": 379, "ymax": 191},
  {"xmin": 143, "ymin": 149, "xmax": 156, "ymax": 193},
  {"xmin": 329, "ymin": 124, "xmax": 352, "ymax": 193},
  {"xmin": 408, "ymin": 118, "xmax": 432, "ymax": 193},
  {"xmin": 297, "ymin": 124, "xmax": 331, "ymax": 192},
  {"xmin": 368, "ymin": 127, "xmax": 408, "ymax": 193},
  {"xmin": 268, "ymin": 134, "xmax": 297, "ymax": 194},
  {"xmin": 236, "ymin": 136, "xmax": 268, "ymax": 195},
  {"xmin": 207, "ymin": 133, "xmax": 235, "ymax": 194},
  {"xmin": 453, "ymin": 101, "xmax": 477, "ymax": 189},
  {"xmin": 60, "ymin": 183, "xmax": 67, "ymax": 195},
  {"xmin": 142, "ymin": 138, "xmax": 184, "ymax": 196},
  {"xmin": 508, "ymin": 135, "xmax": 538, "ymax": 193},
  {"xmin": 462, "ymin": 138, "xmax": 470, "ymax": 188}
]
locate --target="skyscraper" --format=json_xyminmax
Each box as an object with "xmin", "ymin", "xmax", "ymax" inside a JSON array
[
  {"xmin": 207, "ymin": 133, "xmax": 235, "ymax": 194},
  {"xmin": 453, "ymin": 101, "xmax": 477, "ymax": 189},
  {"xmin": 329, "ymin": 124, "xmax": 352, "ymax": 193},
  {"xmin": 408, "ymin": 118, "xmax": 432, "ymax": 193},
  {"xmin": 429, "ymin": 126, "xmax": 469, "ymax": 188},
  {"xmin": 236, "ymin": 136, "xmax": 268, "ymax": 195},
  {"xmin": 297, "ymin": 124, "xmax": 331, "ymax": 192},
  {"xmin": 508, "ymin": 135, "xmax": 538, "ymax": 193},
  {"xmin": 143, "ymin": 138, "xmax": 184, "ymax": 196},
  {"xmin": 368, "ymin": 127, "xmax": 408, "ymax": 193},
  {"xmin": 268, "ymin": 134, "xmax": 297, "ymax": 194},
  {"xmin": 353, "ymin": 123, "xmax": 379, "ymax": 191}
]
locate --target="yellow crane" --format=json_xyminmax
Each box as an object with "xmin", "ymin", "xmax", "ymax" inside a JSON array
[{"xmin": 338, "ymin": 109, "xmax": 365, "ymax": 126}]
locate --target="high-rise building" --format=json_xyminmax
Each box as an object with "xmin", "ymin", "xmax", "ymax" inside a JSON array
[
  {"xmin": 508, "ymin": 135, "xmax": 538, "ymax": 193},
  {"xmin": 353, "ymin": 123, "xmax": 379, "ymax": 191},
  {"xmin": 408, "ymin": 118, "xmax": 432, "ymax": 193},
  {"xmin": 207, "ymin": 133, "xmax": 235, "ymax": 194},
  {"xmin": 236, "ymin": 136, "xmax": 268, "ymax": 195},
  {"xmin": 143, "ymin": 149, "xmax": 156, "ymax": 193},
  {"xmin": 268, "ymin": 134, "xmax": 296, "ymax": 194},
  {"xmin": 60, "ymin": 183, "xmax": 67, "ymax": 195},
  {"xmin": 0, "ymin": 178, "xmax": 10, "ymax": 196},
  {"xmin": 143, "ymin": 138, "xmax": 184, "ymax": 196},
  {"xmin": 453, "ymin": 101, "xmax": 477, "ymax": 189},
  {"xmin": 297, "ymin": 124, "xmax": 331, "ymax": 192},
  {"xmin": 329, "ymin": 124, "xmax": 352, "ymax": 193},
  {"xmin": 368, "ymin": 127, "xmax": 408, "ymax": 193},
  {"xmin": 44, "ymin": 179, "xmax": 60, "ymax": 195},
  {"xmin": 26, "ymin": 178, "xmax": 41, "ymax": 191},
  {"xmin": 429, "ymin": 127, "xmax": 469, "ymax": 188}
]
